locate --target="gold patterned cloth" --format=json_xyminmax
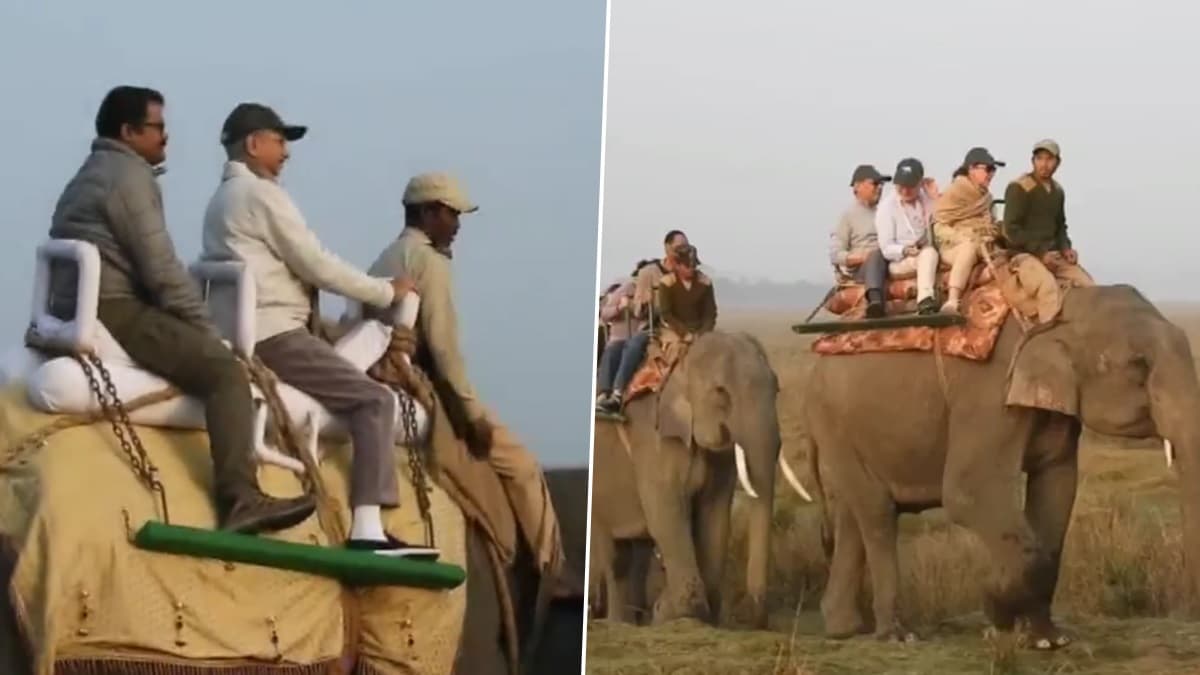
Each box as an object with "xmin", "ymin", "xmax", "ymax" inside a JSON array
[{"xmin": 0, "ymin": 383, "xmax": 466, "ymax": 675}]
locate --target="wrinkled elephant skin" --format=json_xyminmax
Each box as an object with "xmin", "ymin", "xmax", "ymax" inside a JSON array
[
  {"xmin": 591, "ymin": 331, "xmax": 810, "ymax": 629},
  {"xmin": 803, "ymin": 285, "xmax": 1200, "ymax": 647}
]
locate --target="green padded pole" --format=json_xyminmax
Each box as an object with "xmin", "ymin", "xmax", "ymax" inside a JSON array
[{"xmin": 134, "ymin": 522, "xmax": 466, "ymax": 589}]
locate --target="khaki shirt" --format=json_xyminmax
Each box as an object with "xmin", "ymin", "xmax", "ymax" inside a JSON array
[{"xmin": 367, "ymin": 227, "xmax": 483, "ymax": 420}]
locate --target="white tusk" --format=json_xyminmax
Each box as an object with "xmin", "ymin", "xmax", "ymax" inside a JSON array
[
  {"xmin": 1165, "ymin": 438, "xmax": 1175, "ymax": 468},
  {"xmin": 778, "ymin": 454, "xmax": 813, "ymax": 502},
  {"xmin": 735, "ymin": 443, "xmax": 759, "ymax": 499}
]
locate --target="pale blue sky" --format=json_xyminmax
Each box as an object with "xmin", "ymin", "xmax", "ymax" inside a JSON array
[
  {"xmin": 599, "ymin": 0, "xmax": 1200, "ymax": 302},
  {"xmin": 0, "ymin": 1, "xmax": 606, "ymax": 468}
]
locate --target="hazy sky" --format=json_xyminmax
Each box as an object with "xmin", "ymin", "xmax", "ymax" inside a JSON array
[
  {"xmin": 599, "ymin": 0, "xmax": 1200, "ymax": 302},
  {"xmin": 0, "ymin": 1, "xmax": 606, "ymax": 468}
]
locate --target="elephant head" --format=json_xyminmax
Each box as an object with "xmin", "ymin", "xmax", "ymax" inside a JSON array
[{"xmin": 1007, "ymin": 284, "xmax": 1200, "ymax": 598}]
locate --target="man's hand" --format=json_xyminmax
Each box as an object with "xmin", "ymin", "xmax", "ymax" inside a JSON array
[
  {"xmin": 903, "ymin": 245, "xmax": 920, "ymax": 258},
  {"xmin": 844, "ymin": 251, "xmax": 866, "ymax": 267},
  {"xmin": 390, "ymin": 276, "xmax": 418, "ymax": 298},
  {"xmin": 1063, "ymin": 248, "xmax": 1079, "ymax": 265},
  {"xmin": 464, "ymin": 415, "xmax": 494, "ymax": 459},
  {"xmin": 617, "ymin": 295, "xmax": 631, "ymax": 311},
  {"xmin": 921, "ymin": 177, "xmax": 941, "ymax": 200}
]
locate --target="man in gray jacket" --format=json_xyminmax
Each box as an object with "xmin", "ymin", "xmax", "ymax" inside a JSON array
[{"xmin": 48, "ymin": 85, "xmax": 316, "ymax": 535}]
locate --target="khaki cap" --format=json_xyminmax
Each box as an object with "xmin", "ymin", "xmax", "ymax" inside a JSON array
[
  {"xmin": 1033, "ymin": 139, "xmax": 1061, "ymax": 158},
  {"xmin": 402, "ymin": 172, "xmax": 479, "ymax": 213}
]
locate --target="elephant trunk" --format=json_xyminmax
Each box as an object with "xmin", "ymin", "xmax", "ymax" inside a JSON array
[
  {"xmin": 1148, "ymin": 338, "xmax": 1200, "ymax": 612},
  {"xmin": 731, "ymin": 419, "xmax": 780, "ymax": 629}
]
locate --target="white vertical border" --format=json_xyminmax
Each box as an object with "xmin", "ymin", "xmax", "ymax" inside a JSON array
[{"xmin": 581, "ymin": 0, "xmax": 612, "ymax": 672}]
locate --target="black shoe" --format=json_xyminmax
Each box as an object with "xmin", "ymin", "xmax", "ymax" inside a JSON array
[
  {"xmin": 218, "ymin": 490, "xmax": 317, "ymax": 535},
  {"xmin": 346, "ymin": 532, "xmax": 441, "ymax": 560},
  {"xmin": 864, "ymin": 290, "xmax": 886, "ymax": 319},
  {"xmin": 916, "ymin": 297, "xmax": 938, "ymax": 316},
  {"xmin": 598, "ymin": 394, "xmax": 621, "ymax": 414}
]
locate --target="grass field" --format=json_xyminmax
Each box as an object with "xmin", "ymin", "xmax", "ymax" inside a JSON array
[{"xmin": 584, "ymin": 308, "xmax": 1200, "ymax": 675}]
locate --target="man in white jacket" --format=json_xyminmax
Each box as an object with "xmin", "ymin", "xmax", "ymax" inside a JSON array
[
  {"xmin": 874, "ymin": 157, "xmax": 941, "ymax": 316},
  {"xmin": 201, "ymin": 102, "xmax": 437, "ymax": 558}
]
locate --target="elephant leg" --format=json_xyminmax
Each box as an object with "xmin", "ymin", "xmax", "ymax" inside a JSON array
[
  {"xmin": 820, "ymin": 500, "xmax": 869, "ymax": 639},
  {"xmin": 694, "ymin": 454, "xmax": 736, "ymax": 625},
  {"xmin": 943, "ymin": 429, "xmax": 1037, "ymax": 633},
  {"xmin": 605, "ymin": 541, "xmax": 636, "ymax": 623},
  {"xmin": 853, "ymin": 491, "xmax": 911, "ymax": 641},
  {"xmin": 1021, "ymin": 454, "xmax": 1077, "ymax": 650},
  {"xmin": 626, "ymin": 540, "xmax": 655, "ymax": 624},
  {"xmin": 637, "ymin": 466, "xmax": 708, "ymax": 623}
]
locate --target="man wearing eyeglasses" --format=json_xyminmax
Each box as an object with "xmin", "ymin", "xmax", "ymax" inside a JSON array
[
  {"xmin": 49, "ymin": 87, "xmax": 318, "ymax": 536},
  {"xmin": 1001, "ymin": 139, "xmax": 1094, "ymax": 287}
]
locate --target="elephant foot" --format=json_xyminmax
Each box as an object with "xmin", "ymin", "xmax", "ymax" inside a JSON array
[
  {"xmin": 651, "ymin": 586, "xmax": 710, "ymax": 625},
  {"xmin": 983, "ymin": 593, "xmax": 1019, "ymax": 633},
  {"xmin": 874, "ymin": 620, "xmax": 919, "ymax": 644},
  {"xmin": 1023, "ymin": 615, "xmax": 1072, "ymax": 651},
  {"xmin": 822, "ymin": 611, "xmax": 867, "ymax": 640}
]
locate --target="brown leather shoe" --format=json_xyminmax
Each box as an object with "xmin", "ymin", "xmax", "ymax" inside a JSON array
[{"xmin": 218, "ymin": 491, "xmax": 317, "ymax": 535}]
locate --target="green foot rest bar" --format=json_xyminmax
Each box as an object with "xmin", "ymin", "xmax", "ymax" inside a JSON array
[
  {"xmin": 594, "ymin": 410, "xmax": 627, "ymax": 423},
  {"xmin": 792, "ymin": 312, "xmax": 966, "ymax": 334},
  {"xmin": 133, "ymin": 522, "xmax": 466, "ymax": 589}
]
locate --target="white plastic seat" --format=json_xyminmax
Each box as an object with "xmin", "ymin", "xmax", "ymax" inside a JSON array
[
  {"xmin": 189, "ymin": 259, "xmax": 431, "ymax": 468},
  {"xmin": 20, "ymin": 240, "xmax": 213, "ymax": 432}
]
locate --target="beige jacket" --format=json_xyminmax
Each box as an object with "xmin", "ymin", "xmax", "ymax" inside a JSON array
[
  {"xmin": 201, "ymin": 161, "xmax": 394, "ymax": 341},
  {"xmin": 367, "ymin": 228, "xmax": 483, "ymax": 421}
]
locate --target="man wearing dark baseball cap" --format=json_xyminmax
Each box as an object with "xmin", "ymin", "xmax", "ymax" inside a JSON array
[
  {"xmin": 219, "ymin": 102, "xmax": 307, "ymax": 146},
  {"xmin": 830, "ymin": 164, "xmax": 892, "ymax": 316},
  {"xmin": 202, "ymin": 103, "xmax": 437, "ymax": 557},
  {"xmin": 872, "ymin": 157, "xmax": 941, "ymax": 316}
]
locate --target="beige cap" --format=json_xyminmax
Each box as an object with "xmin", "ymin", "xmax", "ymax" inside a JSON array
[
  {"xmin": 1032, "ymin": 139, "xmax": 1061, "ymax": 158},
  {"xmin": 402, "ymin": 172, "xmax": 479, "ymax": 213}
]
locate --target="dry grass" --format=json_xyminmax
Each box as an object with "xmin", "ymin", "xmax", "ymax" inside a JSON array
[{"xmin": 585, "ymin": 308, "xmax": 1200, "ymax": 674}]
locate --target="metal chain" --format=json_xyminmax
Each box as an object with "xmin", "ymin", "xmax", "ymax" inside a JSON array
[
  {"xmin": 76, "ymin": 353, "xmax": 170, "ymax": 524},
  {"xmin": 399, "ymin": 390, "xmax": 435, "ymax": 548}
]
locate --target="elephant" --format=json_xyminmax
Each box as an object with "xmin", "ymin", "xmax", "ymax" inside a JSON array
[
  {"xmin": 0, "ymin": 466, "xmax": 589, "ymax": 675},
  {"xmin": 591, "ymin": 330, "xmax": 812, "ymax": 629},
  {"xmin": 800, "ymin": 284, "xmax": 1200, "ymax": 649}
]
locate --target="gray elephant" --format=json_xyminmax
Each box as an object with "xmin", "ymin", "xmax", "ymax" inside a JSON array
[
  {"xmin": 591, "ymin": 330, "xmax": 811, "ymax": 629},
  {"xmin": 801, "ymin": 285, "xmax": 1200, "ymax": 649}
]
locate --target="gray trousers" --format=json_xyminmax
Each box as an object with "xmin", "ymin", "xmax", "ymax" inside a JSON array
[
  {"xmin": 853, "ymin": 249, "xmax": 889, "ymax": 295},
  {"xmin": 255, "ymin": 327, "xmax": 399, "ymax": 508}
]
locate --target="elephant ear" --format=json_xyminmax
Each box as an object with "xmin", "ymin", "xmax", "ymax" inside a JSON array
[
  {"xmin": 1007, "ymin": 330, "xmax": 1078, "ymax": 416},
  {"xmin": 656, "ymin": 362, "xmax": 693, "ymax": 445}
]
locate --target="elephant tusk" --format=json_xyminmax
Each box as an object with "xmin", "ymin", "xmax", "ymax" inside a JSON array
[
  {"xmin": 734, "ymin": 443, "xmax": 759, "ymax": 499},
  {"xmin": 778, "ymin": 454, "xmax": 813, "ymax": 503},
  {"xmin": 1165, "ymin": 438, "xmax": 1174, "ymax": 469}
]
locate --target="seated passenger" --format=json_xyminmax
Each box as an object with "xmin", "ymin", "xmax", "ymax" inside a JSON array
[
  {"xmin": 597, "ymin": 260, "xmax": 657, "ymax": 415},
  {"xmin": 830, "ymin": 164, "xmax": 890, "ymax": 317},
  {"xmin": 595, "ymin": 273, "xmax": 637, "ymax": 412},
  {"xmin": 1002, "ymin": 139, "xmax": 1094, "ymax": 287},
  {"xmin": 933, "ymin": 147, "xmax": 1005, "ymax": 314},
  {"xmin": 657, "ymin": 244, "xmax": 716, "ymax": 343},
  {"xmin": 47, "ymin": 85, "xmax": 315, "ymax": 535},
  {"xmin": 874, "ymin": 158, "xmax": 941, "ymax": 316},
  {"xmin": 201, "ymin": 102, "xmax": 435, "ymax": 558},
  {"xmin": 633, "ymin": 229, "xmax": 688, "ymax": 319}
]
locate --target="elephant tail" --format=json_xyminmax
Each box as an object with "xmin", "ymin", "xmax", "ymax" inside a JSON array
[{"xmin": 801, "ymin": 432, "xmax": 833, "ymax": 560}]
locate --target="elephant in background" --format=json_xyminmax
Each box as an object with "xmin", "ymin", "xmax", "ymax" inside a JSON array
[
  {"xmin": 591, "ymin": 330, "xmax": 811, "ymax": 629},
  {"xmin": 801, "ymin": 285, "xmax": 1200, "ymax": 648}
]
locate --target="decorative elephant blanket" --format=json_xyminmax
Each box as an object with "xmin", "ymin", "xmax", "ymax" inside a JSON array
[
  {"xmin": 813, "ymin": 263, "xmax": 1012, "ymax": 361},
  {"xmin": 0, "ymin": 383, "xmax": 468, "ymax": 675}
]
